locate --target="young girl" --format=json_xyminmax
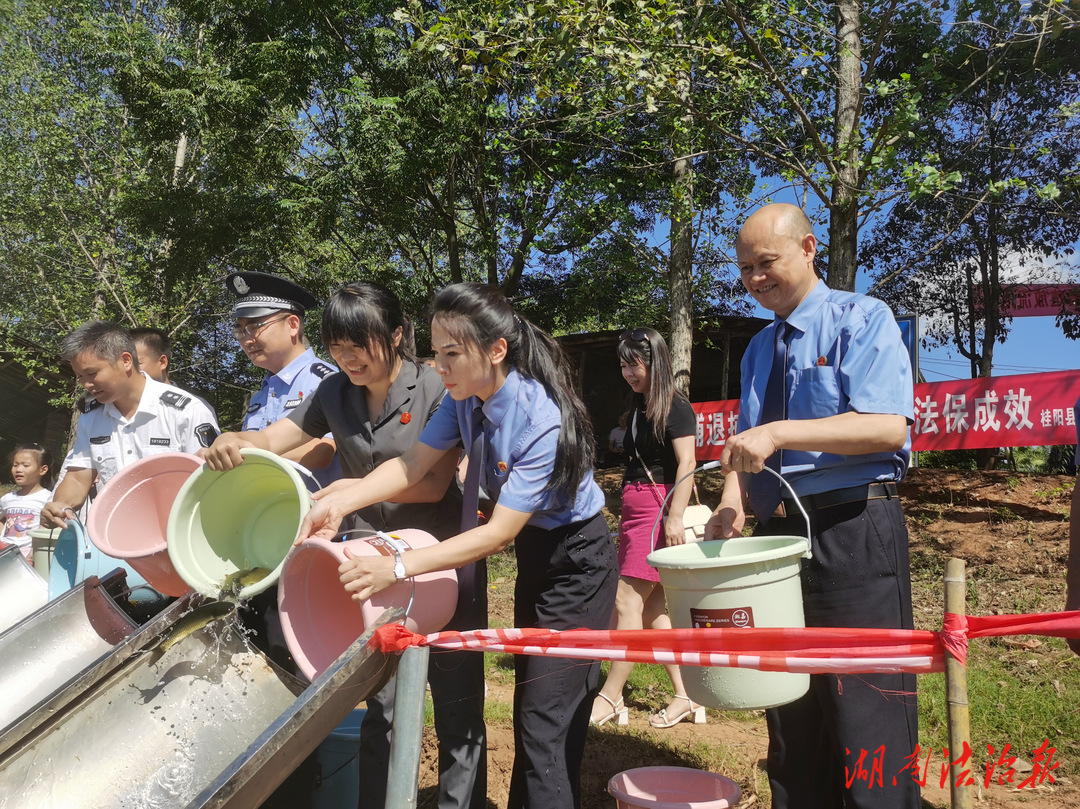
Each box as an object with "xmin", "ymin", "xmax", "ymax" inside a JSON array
[
  {"xmin": 590, "ymin": 328, "xmax": 702, "ymax": 728},
  {"xmin": 1, "ymin": 443, "xmax": 53, "ymax": 558},
  {"xmin": 203, "ymin": 280, "xmax": 485, "ymax": 809},
  {"xmin": 300, "ymin": 282, "xmax": 618, "ymax": 809}
]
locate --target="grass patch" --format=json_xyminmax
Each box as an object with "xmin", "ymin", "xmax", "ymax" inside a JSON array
[{"xmin": 917, "ymin": 637, "xmax": 1080, "ymax": 770}]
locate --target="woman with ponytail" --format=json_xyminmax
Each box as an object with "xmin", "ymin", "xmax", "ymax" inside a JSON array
[{"xmin": 300, "ymin": 282, "xmax": 618, "ymax": 809}]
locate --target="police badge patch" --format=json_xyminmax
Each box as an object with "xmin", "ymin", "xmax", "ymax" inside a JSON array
[{"xmin": 194, "ymin": 423, "xmax": 219, "ymax": 448}]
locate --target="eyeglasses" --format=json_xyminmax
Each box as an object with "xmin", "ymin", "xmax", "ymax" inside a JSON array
[
  {"xmin": 619, "ymin": 329, "xmax": 650, "ymax": 343},
  {"xmin": 232, "ymin": 314, "xmax": 291, "ymax": 340}
]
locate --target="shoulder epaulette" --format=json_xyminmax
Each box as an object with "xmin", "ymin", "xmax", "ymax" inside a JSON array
[
  {"xmin": 310, "ymin": 362, "xmax": 335, "ymax": 380},
  {"xmin": 159, "ymin": 390, "xmax": 192, "ymax": 410},
  {"xmin": 78, "ymin": 396, "xmax": 102, "ymax": 414}
]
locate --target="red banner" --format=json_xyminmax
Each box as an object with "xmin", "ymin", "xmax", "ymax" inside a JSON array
[
  {"xmin": 997, "ymin": 284, "xmax": 1080, "ymax": 319},
  {"xmin": 692, "ymin": 370, "xmax": 1080, "ymax": 459}
]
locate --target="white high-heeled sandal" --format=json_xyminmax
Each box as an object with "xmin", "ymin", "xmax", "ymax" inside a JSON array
[
  {"xmin": 590, "ymin": 692, "xmax": 629, "ymax": 727},
  {"xmin": 649, "ymin": 694, "xmax": 706, "ymax": 728}
]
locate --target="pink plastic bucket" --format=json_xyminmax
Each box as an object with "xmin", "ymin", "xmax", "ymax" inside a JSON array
[
  {"xmin": 87, "ymin": 452, "xmax": 202, "ymax": 597},
  {"xmin": 279, "ymin": 529, "xmax": 459, "ymax": 680},
  {"xmin": 607, "ymin": 767, "xmax": 741, "ymax": 809}
]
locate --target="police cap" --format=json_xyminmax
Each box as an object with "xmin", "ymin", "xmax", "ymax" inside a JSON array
[{"xmin": 226, "ymin": 272, "xmax": 319, "ymax": 320}]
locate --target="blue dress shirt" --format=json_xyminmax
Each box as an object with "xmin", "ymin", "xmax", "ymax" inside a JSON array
[
  {"xmin": 243, "ymin": 347, "xmax": 340, "ymax": 485},
  {"xmin": 420, "ymin": 368, "xmax": 605, "ymax": 529},
  {"xmin": 738, "ymin": 281, "xmax": 914, "ymax": 497}
]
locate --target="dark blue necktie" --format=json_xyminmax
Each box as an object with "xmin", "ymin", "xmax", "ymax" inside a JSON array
[
  {"xmin": 455, "ymin": 406, "xmax": 487, "ymax": 619},
  {"xmin": 461, "ymin": 406, "xmax": 486, "ymax": 529},
  {"xmin": 748, "ymin": 321, "xmax": 789, "ymax": 521}
]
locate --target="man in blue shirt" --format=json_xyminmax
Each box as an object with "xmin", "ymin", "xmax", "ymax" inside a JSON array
[
  {"xmin": 708, "ymin": 203, "xmax": 919, "ymax": 809},
  {"xmin": 227, "ymin": 271, "xmax": 340, "ymax": 485}
]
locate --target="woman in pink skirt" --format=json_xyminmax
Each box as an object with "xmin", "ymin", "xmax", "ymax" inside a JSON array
[{"xmin": 589, "ymin": 327, "xmax": 705, "ymax": 728}]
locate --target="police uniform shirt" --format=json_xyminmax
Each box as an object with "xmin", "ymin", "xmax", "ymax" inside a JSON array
[
  {"xmin": 738, "ymin": 280, "xmax": 914, "ymax": 497},
  {"xmin": 65, "ymin": 374, "xmax": 220, "ymax": 487},
  {"xmin": 242, "ymin": 347, "xmax": 337, "ymax": 432},
  {"xmin": 420, "ymin": 367, "xmax": 605, "ymax": 530},
  {"xmin": 286, "ymin": 361, "xmax": 462, "ymax": 539}
]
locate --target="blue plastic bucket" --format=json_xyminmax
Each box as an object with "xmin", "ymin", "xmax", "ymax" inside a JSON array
[
  {"xmin": 313, "ymin": 708, "xmax": 366, "ymax": 809},
  {"xmin": 46, "ymin": 521, "xmax": 162, "ymax": 607}
]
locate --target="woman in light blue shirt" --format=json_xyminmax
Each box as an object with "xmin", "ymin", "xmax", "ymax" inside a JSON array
[{"xmin": 301, "ymin": 282, "xmax": 618, "ymax": 809}]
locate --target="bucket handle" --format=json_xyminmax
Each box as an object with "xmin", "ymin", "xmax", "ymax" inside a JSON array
[
  {"xmin": 332, "ymin": 529, "xmax": 416, "ymax": 622},
  {"xmin": 61, "ymin": 508, "xmax": 95, "ymax": 581},
  {"xmin": 648, "ymin": 462, "xmax": 812, "ymax": 559}
]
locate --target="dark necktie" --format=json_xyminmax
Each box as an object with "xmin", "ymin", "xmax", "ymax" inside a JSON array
[
  {"xmin": 461, "ymin": 406, "xmax": 486, "ymax": 530},
  {"xmin": 747, "ymin": 321, "xmax": 789, "ymax": 521},
  {"xmin": 455, "ymin": 405, "xmax": 487, "ymax": 622}
]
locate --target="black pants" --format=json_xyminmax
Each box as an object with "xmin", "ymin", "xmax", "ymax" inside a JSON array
[
  {"xmin": 507, "ymin": 513, "xmax": 619, "ymax": 809},
  {"xmin": 760, "ymin": 497, "xmax": 920, "ymax": 809},
  {"xmin": 358, "ymin": 560, "xmax": 489, "ymax": 809}
]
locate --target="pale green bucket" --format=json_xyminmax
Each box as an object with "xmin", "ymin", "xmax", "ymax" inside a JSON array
[
  {"xmin": 647, "ymin": 534, "xmax": 812, "ymax": 710},
  {"xmin": 166, "ymin": 448, "xmax": 313, "ymax": 599}
]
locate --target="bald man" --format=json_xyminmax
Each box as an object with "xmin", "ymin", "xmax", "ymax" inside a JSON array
[{"xmin": 707, "ymin": 204, "xmax": 919, "ymax": 809}]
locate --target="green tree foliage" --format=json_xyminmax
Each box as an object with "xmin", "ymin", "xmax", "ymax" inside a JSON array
[
  {"xmin": 392, "ymin": 0, "xmax": 757, "ymax": 391},
  {"xmin": 864, "ymin": 0, "xmax": 1080, "ymax": 379},
  {"xmin": 0, "ymin": 0, "xmax": 326, "ymax": 420},
  {"xmin": 416, "ymin": 0, "xmax": 945, "ymax": 291},
  {"xmin": 185, "ymin": 0, "xmax": 756, "ymax": 343}
]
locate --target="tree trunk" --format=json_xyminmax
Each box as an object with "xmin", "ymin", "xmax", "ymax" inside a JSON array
[
  {"xmin": 827, "ymin": 0, "xmax": 861, "ymax": 292},
  {"xmin": 669, "ymin": 151, "xmax": 694, "ymax": 397},
  {"xmin": 668, "ymin": 17, "xmax": 695, "ymax": 397}
]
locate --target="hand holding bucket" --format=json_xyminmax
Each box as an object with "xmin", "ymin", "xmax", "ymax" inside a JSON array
[
  {"xmin": 650, "ymin": 462, "xmax": 812, "ymax": 559},
  {"xmin": 166, "ymin": 448, "xmax": 316, "ymax": 600},
  {"xmin": 87, "ymin": 453, "xmax": 203, "ymax": 597},
  {"xmin": 279, "ymin": 529, "xmax": 458, "ymax": 681},
  {"xmin": 647, "ymin": 464, "xmax": 813, "ymax": 711}
]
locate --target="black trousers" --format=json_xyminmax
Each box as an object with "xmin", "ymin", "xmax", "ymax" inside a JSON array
[
  {"xmin": 507, "ymin": 513, "xmax": 618, "ymax": 809},
  {"xmin": 358, "ymin": 560, "xmax": 489, "ymax": 809},
  {"xmin": 759, "ymin": 496, "xmax": 920, "ymax": 809}
]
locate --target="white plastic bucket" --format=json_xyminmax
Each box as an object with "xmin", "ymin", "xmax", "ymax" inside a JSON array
[
  {"xmin": 29, "ymin": 526, "xmax": 59, "ymax": 579},
  {"xmin": 607, "ymin": 766, "xmax": 741, "ymax": 809},
  {"xmin": 647, "ymin": 534, "xmax": 811, "ymax": 710}
]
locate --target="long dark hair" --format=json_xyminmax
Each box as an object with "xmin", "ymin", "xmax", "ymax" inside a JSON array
[
  {"xmin": 430, "ymin": 283, "xmax": 596, "ymax": 497},
  {"xmin": 618, "ymin": 327, "xmax": 686, "ymax": 443},
  {"xmin": 322, "ymin": 281, "xmax": 417, "ymax": 369}
]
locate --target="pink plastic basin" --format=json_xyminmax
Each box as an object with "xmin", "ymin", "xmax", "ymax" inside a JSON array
[
  {"xmin": 87, "ymin": 452, "xmax": 201, "ymax": 597},
  {"xmin": 279, "ymin": 529, "xmax": 459, "ymax": 681},
  {"xmin": 607, "ymin": 767, "xmax": 741, "ymax": 809}
]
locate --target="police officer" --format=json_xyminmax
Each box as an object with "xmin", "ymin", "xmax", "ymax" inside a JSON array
[
  {"xmin": 227, "ymin": 271, "xmax": 339, "ymax": 484},
  {"xmin": 226, "ymin": 272, "xmax": 340, "ymax": 808},
  {"xmin": 42, "ymin": 321, "xmax": 220, "ymax": 527}
]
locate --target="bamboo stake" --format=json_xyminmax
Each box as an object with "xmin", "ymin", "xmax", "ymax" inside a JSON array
[{"xmin": 944, "ymin": 557, "xmax": 972, "ymax": 809}]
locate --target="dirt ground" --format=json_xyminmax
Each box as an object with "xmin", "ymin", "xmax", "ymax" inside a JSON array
[{"xmin": 413, "ymin": 468, "xmax": 1078, "ymax": 808}]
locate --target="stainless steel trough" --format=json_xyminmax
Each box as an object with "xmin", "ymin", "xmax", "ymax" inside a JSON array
[
  {"xmin": 0, "ymin": 546, "xmax": 48, "ymax": 634},
  {"xmin": 0, "ymin": 605, "xmax": 399, "ymax": 809},
  {"xmin": 0, "ymin": 573, "xmax": 194, "ymax": 751}
]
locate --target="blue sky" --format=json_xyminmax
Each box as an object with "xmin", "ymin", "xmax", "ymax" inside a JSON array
[{"xmin": 918, "ymin": 316, "xmax": 1079, "ymax": 383}]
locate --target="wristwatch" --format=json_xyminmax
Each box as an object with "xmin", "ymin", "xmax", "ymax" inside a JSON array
[{"xmin": 393, "ymin": 551, "xmax": 407, "ymax": 582}]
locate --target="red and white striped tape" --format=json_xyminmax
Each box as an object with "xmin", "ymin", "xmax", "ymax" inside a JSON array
[{"xmin": 373, "ymin": 610, "xmax": 1080, "ymax": 675}]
